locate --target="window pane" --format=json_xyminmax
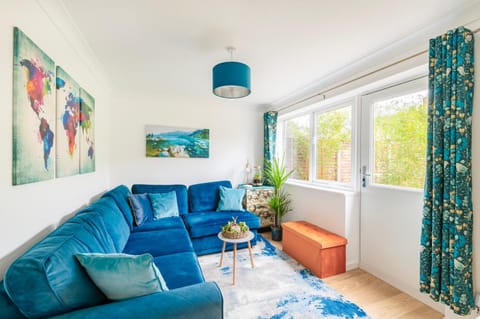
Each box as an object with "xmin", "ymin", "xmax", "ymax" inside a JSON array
[
  {"xmin": 315, "ymin": 106, "xmax": 352, "ymax": 183},
  {"xmin": 285, "ymin": 115, "xmax": 310, "ymax": 180},
  {"xmin": 373, "ymin": 91, "xmax": 427, "ymax": 188}
]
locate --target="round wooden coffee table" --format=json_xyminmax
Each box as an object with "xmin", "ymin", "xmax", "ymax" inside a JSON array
[{"xmin": 217, "ymin": 231, "xmax": 255, "ymax": 285}]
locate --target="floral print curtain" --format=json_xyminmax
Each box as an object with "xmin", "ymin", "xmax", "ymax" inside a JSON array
[
  {"xmin": 420, "ymin": 26, "xmax": 475, "ymax": 316},
  {"xmin": 263, "ymin": 111, "xmax": 278, "ymax": 176}
]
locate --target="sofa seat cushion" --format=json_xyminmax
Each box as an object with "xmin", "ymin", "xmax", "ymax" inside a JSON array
[
  {"xmin": 123, "ymin": 227, "xmax": 193, "ymax": 257},
  {"xmin": 132, "ymin": 184, "xmax": 189, "ymax": 215},
  {"xmin": 4, "ymin": 212, "xmax": 116, "ymax": 319},
  {"xmin": 154, "ymin": 252, "xmax": 204, "ymax": 289},
  {"xmin": 101, "ymin": 185, "xmax": 134, "ymax": 230},
  {"xmin": 132, "ymin": 216, "xmax": 186, "ymax": 233},
  {"xmin": 183, "ymin": 211, "xmax": 261, "ymax": 238},
  {"xmin": 188, "ymin": 180, "xmax": 231, "ymax": 212}
]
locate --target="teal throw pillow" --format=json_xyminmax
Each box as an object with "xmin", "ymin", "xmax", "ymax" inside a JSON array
[
  {"xmin": 128, "ymin": 194, "xmax": 153, "ymax": 226},
  {"xmin": 75, "ymin": 253, "xmax": 168, "ymax": 300},
  {"xmin": 148, "ymin": 192, "xmax": 179, "ymax": 220},
  {"xmin": 217, "ymin": 186, "xmax": 245, "ymax": 211}
]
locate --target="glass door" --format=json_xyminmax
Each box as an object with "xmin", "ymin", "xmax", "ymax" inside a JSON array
[{"xmin": 359, "ymin": 76, "xmax": 428, "ymax": 294}]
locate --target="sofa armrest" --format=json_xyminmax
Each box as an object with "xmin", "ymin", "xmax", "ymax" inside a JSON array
[{"xmin": 49, "ymin": 282, "xmax": 223, "ymax": 319}]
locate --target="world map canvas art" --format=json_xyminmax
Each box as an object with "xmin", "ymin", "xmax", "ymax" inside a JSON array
[
  {"xmin": 56, "ymin": 66, "xmax": 80, "ymax": 178},
  {"xmin": 146, "ymin": 125, "xmax": 209, "ymax": 158},
  {"xmin": 79, "ymin": 88, "xmax": 95, "ymax": 174},
  {"xmin": 13, "ymin": 27, "xmax": 55, "ymax": 185}
]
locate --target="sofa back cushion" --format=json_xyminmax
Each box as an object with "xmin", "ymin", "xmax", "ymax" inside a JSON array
[
  {"xmin": 101, "ymin": 185, "xmax": 134, "ymax": 230},
  {"xmin": 132, "ymin": 184, "xmax": 188, "ymax": 215},
  {"xmin": 0, "ymin": 282, "xmax": 25, "ymax": 319},
  {"xmin": 83, "ymin": 197, "xmax": 131, "ymax": 252},
  {"xmin": 188, "ymin": 180, "xmax": 232, "ymax": 212},
  {"xmin": 3, "ymin": 212, "xmax": 116, "ymax": 318}
]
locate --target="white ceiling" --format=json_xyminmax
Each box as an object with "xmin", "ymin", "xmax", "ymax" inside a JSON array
[{"xmin": 62, "ymin": 0, "xmax": 478, "ymax": 107}]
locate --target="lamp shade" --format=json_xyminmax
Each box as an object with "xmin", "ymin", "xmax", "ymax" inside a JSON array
[{"xmin": 212, "ymin": 61, "xmax": 251, "ymax": 98}]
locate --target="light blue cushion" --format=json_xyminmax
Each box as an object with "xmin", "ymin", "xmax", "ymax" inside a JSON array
[
  {"xmin": 75, "ymin": 253, "xmax": 168, "ymax": 300},
  {"xmin": 128, "ymin": 194, "xmax": 153, "ymax": 226},
  {"xmin": 149, "ymin": 192, "xmax": 179, "ymax": 220},
  {"xmin": 216, "ymin": 186, "xmax": 245, "ymax": 211}
]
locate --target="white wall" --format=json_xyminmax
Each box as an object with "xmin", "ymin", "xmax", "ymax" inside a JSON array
[
  {"xmin": 0, "ymin": 1, "xmax": 111, "ymax": 277},
  {"xmin": 108, "ymin": 91, "xmax": 263, "ymax": 188}
]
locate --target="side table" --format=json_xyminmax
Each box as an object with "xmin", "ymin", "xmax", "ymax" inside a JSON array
[
  {"xmin": 217, "ymin": 231, "xmax": 255, "ymax": 285},
  {"xmin": 238, "ymin": 185, "xmax": 274, "ymax": 229}
]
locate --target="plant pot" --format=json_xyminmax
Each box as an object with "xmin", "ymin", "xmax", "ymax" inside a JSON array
[{"xmin": 271, "ymin": 226, "xmax": 282, "ymax": 241}]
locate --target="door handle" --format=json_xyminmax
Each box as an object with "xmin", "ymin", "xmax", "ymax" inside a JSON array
[{"xmin": 361, "ymin": 165, "xmax": 370, "ymax": 188}]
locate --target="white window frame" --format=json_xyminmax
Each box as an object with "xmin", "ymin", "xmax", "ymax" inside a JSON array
[{"xmin": 278, "ymin": 97, "xmax": 358, "ymax": 191}]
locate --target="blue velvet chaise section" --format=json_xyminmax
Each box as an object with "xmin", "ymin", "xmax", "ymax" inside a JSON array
[{"xmin": 1, "ymin": 184, "xmax": 223, "ymax": 319}]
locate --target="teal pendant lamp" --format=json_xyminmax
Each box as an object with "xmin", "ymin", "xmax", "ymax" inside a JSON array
[{"xmin": 213, "ymin": 46, "xmax": 251, "ymax": 99}]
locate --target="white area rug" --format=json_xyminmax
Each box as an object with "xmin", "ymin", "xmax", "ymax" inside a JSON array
[{"xmin": 198, "ymin": 235, "xmax": 371, "ymax": 319}]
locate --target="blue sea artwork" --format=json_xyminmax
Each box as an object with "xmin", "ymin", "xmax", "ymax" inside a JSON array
[{"xmin": 145, "ymin": 125, "xmax": 209, "ymax": 158}]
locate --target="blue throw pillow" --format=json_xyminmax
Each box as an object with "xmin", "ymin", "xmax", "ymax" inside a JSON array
[
  {"xmin": 148, "ymin": 192, "xmax": 179, "ymax": 220},
  {"xmin": 128, "ymin": 194, "xmax": 153, "ymax": 226},
  {"xmin": 217, "ymin": 186, "xmax": 245, "ymax": 211},
  {"xmin": 75, "ymin": 253, "xmax": 168, "ymax": 300}
]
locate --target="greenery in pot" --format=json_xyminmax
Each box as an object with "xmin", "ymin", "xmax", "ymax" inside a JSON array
[{"xmin": 264, "ymin": 156, "xmax": 294, "ymax": 229}]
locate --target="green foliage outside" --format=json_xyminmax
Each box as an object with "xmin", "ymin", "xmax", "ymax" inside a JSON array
[
  {"xmin": 316, "ymin": 107, "xmax": 351, "ymax": 182},
  {"xmin": 284, "ymin": 93, "xmax": 427, "ymax": 189},
  {"xmin": 285, "ymin": 116, "xmax": 310, "ymax": 180},
  {"xmin": 373, "ymin": 97, "xmax": 427, "ymax": 189}
]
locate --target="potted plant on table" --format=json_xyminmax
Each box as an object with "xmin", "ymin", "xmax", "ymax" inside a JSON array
[{"xmin": 264, "ymin": 156, "xmax": 294, "ymax": 241}]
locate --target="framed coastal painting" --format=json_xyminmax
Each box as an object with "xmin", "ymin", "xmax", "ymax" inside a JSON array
[
  {"xmin": 56, "ymin": 66, "xmax": 80, "ymax": 178},
  {"xmin": 79, "ymin": 88, "xmax": 95, "ymax": 174},
  {"xmin": 12, "ymin": 27, "xmax": 55, "ymax": 185},
  {"xmin": 145, "ymin": 125, "xmax": 209, "ymax": 158}
]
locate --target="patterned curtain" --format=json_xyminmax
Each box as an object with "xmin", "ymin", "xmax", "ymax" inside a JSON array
[
  {"xmin": 420, "ymin": 27, "xmax": 475, "ymax": 316},
  {"xmin": 263, "ymin": 111, "xmax": 278, "ymax": 177}
]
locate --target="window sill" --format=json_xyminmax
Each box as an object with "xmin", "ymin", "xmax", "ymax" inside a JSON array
[{"xmin": 285, "ymin": 180, "xmax": 357, "ymax": 196}]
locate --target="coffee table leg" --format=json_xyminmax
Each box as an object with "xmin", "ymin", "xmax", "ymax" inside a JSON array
[
  {"xmin": 233, "ymin": 243, "xmax": 237, "ymax": 285},
  {"xmin": 219, "ymin": 241, "xmax": 226, "ymax": 267},
  {"xmin": 248, "ymin": 240, "xmax": 254, "ymax": 268}
]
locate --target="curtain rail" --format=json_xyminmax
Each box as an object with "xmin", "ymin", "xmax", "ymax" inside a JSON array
[{"xmin": 276, "ymin": 27, "xmax": 480, "ymax": 113}]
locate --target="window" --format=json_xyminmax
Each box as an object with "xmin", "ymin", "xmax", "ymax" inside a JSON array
[
  {"xmin": 372, "ymin": 91, "xmax": 427, "ymax": 189},
  {"xmin": 281, "ymin": 102, "xmax": 354, "ymax": 188},
  {"xmin": 315, "ymin": 105, "xmax": 352, "ymax": 184},
  {"xmin": 284, "ymin": 115, "xmax": 310, "ymax": 181}
]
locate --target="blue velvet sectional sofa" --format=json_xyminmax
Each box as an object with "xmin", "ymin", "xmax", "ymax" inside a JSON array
[{"xmin": 0, "ymin": 180, "xmax": 261, "ymax": 319}]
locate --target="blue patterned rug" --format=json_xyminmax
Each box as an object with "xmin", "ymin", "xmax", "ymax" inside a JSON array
[{"xmin": 198, "ymin": 235, "xmax": 371, "ymax": 319}]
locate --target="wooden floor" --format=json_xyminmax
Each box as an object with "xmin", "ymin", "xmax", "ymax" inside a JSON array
[{"xmin": 262, "ymin": 232, "xmax": 443, "ymax": 319}]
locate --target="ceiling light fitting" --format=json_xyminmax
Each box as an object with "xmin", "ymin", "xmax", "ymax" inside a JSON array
[{"xmin": 212, "ymin": 46, "xmax": 251, "ymax": 99}]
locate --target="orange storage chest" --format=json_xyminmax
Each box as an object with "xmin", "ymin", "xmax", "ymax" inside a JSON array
[{"xmin": 282, "ymin": 221, "xmax": 347, "ymax": 278}]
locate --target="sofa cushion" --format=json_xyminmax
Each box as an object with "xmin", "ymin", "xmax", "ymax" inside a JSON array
[
  {"xmin": 132, "ymin": 184, "xmax": 189, "ymax": 215},
  {"xmin": 183, "ymin": 211, "xmax": 261, "ymax": 238},
  {"xmin": 3, "ymin": 212, "xmax": 116, "ymax": 318},
  {"xmin": 75, "ymin": 253, "xmax": 168, "ymax": 300},
  {"xmin": 101, "ymin": 185, "xmax": 134, "ymax": 231},
  {"xmin": 0, "ymin": 282, "xmax": 26, "ymax": 319},
  {"xmin": 123, "ymin": 227, "xmax": 194, "ymax": 257},
  {"xmin": 154, "ymin": 252, "xmax": 204, "ymax": 289},
  {"xmin": 149, "ymin": 192, "xmax": 179, "ymax": 219},
  {"xmin": 128, "ymin": 194, "xmax": 154, "ymax": 226},
  {"xmin": 216, "ymin": 186, "xmax": 245, "ymax": 211},
  {"xmin": 81, "ymin": 197, "xmax": 130, "ymax": 252},
  {"xmin": 131, "ymin": 216, "xmax": 186, "ymax": 233},
  {"xmin": 188, "ymin": 180, "xmax": 231, "ymax": 212}
]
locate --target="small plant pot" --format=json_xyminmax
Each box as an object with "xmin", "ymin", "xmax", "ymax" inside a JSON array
[{"xmin": 271, "ymin": 226, "xmax": 282, "ymax": 241}]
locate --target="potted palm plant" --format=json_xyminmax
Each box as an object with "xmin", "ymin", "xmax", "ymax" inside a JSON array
[{"xmin": 264, "ymin": 156, "xmax": 294, "ymax": 241}]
